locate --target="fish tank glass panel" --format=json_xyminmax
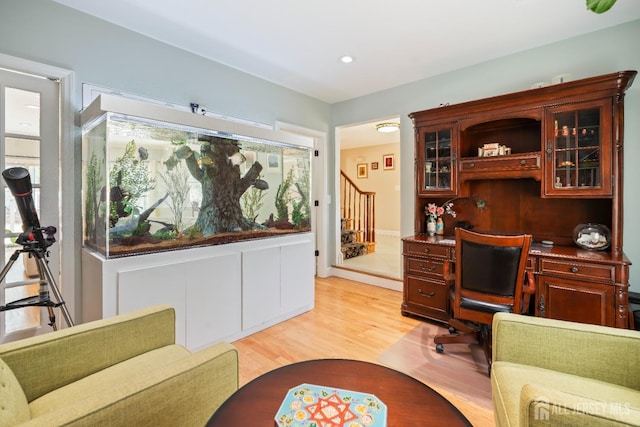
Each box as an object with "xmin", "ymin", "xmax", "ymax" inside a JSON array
[{"xmin": 82, "ymin": 95, "xmax": 312, "ymax": 258}]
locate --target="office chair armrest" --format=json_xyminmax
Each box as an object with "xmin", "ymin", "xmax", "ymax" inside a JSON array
[
  {"xmin": 521, "ymin": 271, "xmax": 535, "ymax": 313},
  {"xmin": 443, "ymin": 259, "xmax": 455, "ymax": 284},
  {"xmin": 524, "ymin": 271, "xmax": 535, "ymax": 294}
]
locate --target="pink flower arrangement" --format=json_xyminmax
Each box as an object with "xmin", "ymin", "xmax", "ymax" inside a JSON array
[{"xmin": 425, "ymin": 201, "xmax": 456, "ymax": 221}]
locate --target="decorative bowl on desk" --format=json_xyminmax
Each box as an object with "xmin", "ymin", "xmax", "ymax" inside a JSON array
[{"xmin": 573, "ymin": 223, "xmax": 611, "ymax": 250}]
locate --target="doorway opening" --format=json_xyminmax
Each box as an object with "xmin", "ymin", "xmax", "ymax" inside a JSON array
[{"xmin": 334, "ymin": 117, "xmax": 401, "ymax": 282}]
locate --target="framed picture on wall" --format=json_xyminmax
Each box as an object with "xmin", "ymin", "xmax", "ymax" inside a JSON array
[
  {"xmin": 383, "ymin": 154, "xmax": 394, "ymax": 170},
  {"xmin": 267, "ymin": 154, "xmax": 280, "ymax": 171},
  {"xmin": 357, "ymin": 163, "xmax": 368, "ymax": 179},
  {"xmin": 371, "ymin": 161, "xmax": 379, "ymax": 170}
]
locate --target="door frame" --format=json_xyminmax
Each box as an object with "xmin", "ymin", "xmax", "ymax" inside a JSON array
[
  {"xmin": 0, "ymin": 53, "xmax": 77, "ymax": 322},
  {"xmin": 275, "ymin": 121, "xmax": 329, "ymax": 278}
]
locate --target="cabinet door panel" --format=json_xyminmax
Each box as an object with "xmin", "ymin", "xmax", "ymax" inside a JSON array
[
  {"xmin": 281, "ymin": 240, "xmax": 315, "ymax": 314},
  {"xmin": 538, "ymin": 276, "xmax": 613, "ymax": 326},
  {"xmin": 545, "ymin": 99, "xmax": 612, "ymax": 196},
  {"xmin": 416, "ymin": 124, "xmax": 457, "ymax": 196},
  {"xmin": 187, "ymin": 253, "xmax": 241, "ymax": 350},
  {"xmin": 242, "ymin": 246, "xmax": 280, "ymax": 330},
  {"xmin": 118, "ymin": 263, "xmax": 187, "ymax": 345}
]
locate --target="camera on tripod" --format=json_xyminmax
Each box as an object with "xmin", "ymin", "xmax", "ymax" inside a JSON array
[{"xmin": 2, "ymin": 167, "xmax": 56, "ymax": 251}]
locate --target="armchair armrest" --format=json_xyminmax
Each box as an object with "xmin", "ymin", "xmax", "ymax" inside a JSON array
[
  {"xmin": 519, "ymin": 383, "xmax": 640, "ymax": 426},
  {"xmin": 19, "ymin": 342, "xmax": 239, "ymax": 427},
  {"xmin": 492, "ymin": 312, "xmax": 640, "ymax": 390},
  {"xmin": 0, "ymin": 305, "xmax": 176, "ymax": 402}
]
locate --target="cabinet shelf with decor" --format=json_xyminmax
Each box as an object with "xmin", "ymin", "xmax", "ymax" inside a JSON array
[
  {"xmin": 544, "ymin": 99, "xmax": 612, "ymax": 196},
  {"xmin": 416, "ymin": 124, "xmax": 457, "ymax": 196},
  {"xmin": 406, "ymin": 70, "xmax": 636, "ymax": 329}
]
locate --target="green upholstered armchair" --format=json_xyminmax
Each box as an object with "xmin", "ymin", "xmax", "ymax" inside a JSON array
[
  {"xmin": 0, "ymin": 305, "xmax": 238, "ymax": 426},
  {"xmin": 491, "ymin": 312, "xmax": 640, "ymax": 426}
]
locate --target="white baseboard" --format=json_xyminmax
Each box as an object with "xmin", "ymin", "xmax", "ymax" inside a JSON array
[
  {"xmin": 375, "ymin": 230, "xmax": 401, "ymax": 237},
  {"xmin": 327, "ymin": 267, "xmax": 402, "ymax": 292}
]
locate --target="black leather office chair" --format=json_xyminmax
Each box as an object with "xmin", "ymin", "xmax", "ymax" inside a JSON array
[{"xmin": 433, "ymin": 228, "xmax": 534, "ymax": 374}]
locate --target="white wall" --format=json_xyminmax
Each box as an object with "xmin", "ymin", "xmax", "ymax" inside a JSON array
[{"xmin": 340, "ymin": 143, "xmax": 401, "ymax": 233}]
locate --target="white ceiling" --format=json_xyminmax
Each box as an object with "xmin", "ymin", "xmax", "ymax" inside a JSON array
[{"xmin": 52, "ymin": 0, "xmax": 640, "ymax": 105}]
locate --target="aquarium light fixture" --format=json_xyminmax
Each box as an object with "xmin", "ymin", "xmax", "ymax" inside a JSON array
[{"xmin": 376, "ymin": 122, "xmax": 400, "ymax": 133}]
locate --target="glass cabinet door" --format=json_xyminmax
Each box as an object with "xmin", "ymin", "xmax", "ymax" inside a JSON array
[
  {"xmin": 546, "ymin": 100, "xmax": 612, "ymax": 196},
  {"xmin": 418, "ymin": 125, "xmax": 456, "ymax": 195}
]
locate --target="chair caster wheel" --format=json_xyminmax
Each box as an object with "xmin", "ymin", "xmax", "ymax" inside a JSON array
[
  {"xmin": 448, "ymin": 326, "xmax": 456, "ymax": 334},
  {"xmin": 436, "ymin": 343, "xmax": 444, "ymax": 353}
]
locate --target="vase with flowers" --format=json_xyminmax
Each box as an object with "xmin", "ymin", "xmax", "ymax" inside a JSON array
[{"xmin": 425, "ymin": 201, "xmax": 456, "ymax": 236}]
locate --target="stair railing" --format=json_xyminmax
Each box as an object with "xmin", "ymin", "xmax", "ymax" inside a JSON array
[{"xmin": 340, "ymin": 170, "xmax": 376, "ymax": 247}]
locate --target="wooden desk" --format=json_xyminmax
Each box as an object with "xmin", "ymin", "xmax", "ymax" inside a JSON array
[
  {"xmin": 206, "ymin": 359, "xmax": 472, "ymax": 426},
  {"xmin": 402, "ymin": 235, "xmax": 631, "ymax": 328},
  {"xmin": 406, "ymin": 71, "xmax": 636, "ymax": 329}
]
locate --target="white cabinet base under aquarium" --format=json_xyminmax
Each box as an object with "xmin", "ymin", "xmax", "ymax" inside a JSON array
[{"xmin": 82, "ymin": 233, "xmax": 314, "ymax": 351}]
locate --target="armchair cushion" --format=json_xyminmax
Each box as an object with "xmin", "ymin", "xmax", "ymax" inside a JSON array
[{"xmin": 491, "ymin": 312, "xmax": 640, "ymax": 426}]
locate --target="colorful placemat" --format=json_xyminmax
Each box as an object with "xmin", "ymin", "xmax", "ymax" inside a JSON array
[{"xmin": 275, "ymin": 383, "xmax": 387, "ymax": 427}]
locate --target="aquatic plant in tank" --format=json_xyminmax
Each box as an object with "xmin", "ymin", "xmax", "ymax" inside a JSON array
[{"xmin": 81, "ymin": 95, "xmax": 312, "ymax": 258}]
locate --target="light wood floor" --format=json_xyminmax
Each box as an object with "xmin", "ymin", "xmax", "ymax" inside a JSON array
[{"xmin": 232, "ymin": 276, "xmax": 495, "ymax": 426}]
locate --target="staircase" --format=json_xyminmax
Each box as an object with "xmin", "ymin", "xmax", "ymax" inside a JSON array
[
  {"xmin": 341, "ymin": 218, "xmax": 367, "ymax": 259},
  {"xmin": 340, "ymin": 171, "xmax": 376, "ymax": 259}
]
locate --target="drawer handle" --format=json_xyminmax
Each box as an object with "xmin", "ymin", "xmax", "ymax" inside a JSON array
[
  {"xmin": 423, "ymin": 248, "xmax": 430, "ymax": 254},
  {"xmin": 420, "ymin": 263, "xmax": 436, "ymax": 272},
  {"xmin": 520, "ymin": 159, "xmax": 527, "ymax": 165},
  {"xmin": 468, "ymin": 162, "xmax": 475, "ymax": 168},
  {"xmin": 418, "ymin": 288, "xmax": 435, "ymax": 298},
  {"xmin": 570, "ymin": 266, "xmax": 579, "ymax": 273}
]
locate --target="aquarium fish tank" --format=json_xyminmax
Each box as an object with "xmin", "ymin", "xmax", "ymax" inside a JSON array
[{"xmin": 81, "ymin": 94, "xmax": 312, "ymax": 258}]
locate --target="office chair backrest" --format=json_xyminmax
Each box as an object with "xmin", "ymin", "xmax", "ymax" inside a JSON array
[
  {"xmin": 453, "ymin": 228, "xmax": 532, "ymax": 323},
  {"xmin": 461, "ymin": 240, "xmax": 524, "ymax": 297}
]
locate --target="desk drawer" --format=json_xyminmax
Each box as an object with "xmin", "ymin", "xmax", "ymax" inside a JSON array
[
  {"xmin": 403, "ymin": 241, "xmax": 450, "ymax": 258},
  {"xmin": 406, "ymin": 276, "xmax": 448, "ymax": 312},
  {"xmin": 406, "ymin": 257, "xmax": 444, "ymax": 278},
  {"xmin": 540, "ymin": 259, "xmax": 614, "ymax": 284}
]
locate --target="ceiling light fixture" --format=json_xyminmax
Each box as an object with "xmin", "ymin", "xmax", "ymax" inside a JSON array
[
  {"xmin": 376, "ymin": 122, "xmax": 400, "ymax": 133},
  {"xmin": 339, "ymin": 55, "xmax": 354, "ymax": 64}
]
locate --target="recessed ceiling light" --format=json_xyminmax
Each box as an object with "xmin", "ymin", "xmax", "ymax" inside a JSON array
[{"xmin": 339, "ymin": 55, "xmax": 354, "ymax": 64}]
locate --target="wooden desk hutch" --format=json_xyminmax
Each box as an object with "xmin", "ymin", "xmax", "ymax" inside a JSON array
[{"xmin": 402, "ymin": 70, "xmax": 636, "ymax": 329}]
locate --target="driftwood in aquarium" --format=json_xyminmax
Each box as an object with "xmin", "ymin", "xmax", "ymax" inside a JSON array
[
  {"xmin": 177, "ymin": 135, "xmax": 268, "ymax": 237},
  {"xmin": 110, "ymin": 193, "xmax": 169, "ymax": 236}
]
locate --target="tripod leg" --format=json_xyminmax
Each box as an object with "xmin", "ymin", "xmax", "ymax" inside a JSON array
[
  {"xmin": 35, "ymin": 255, "xmax": 74, "ymax": 328},
  {"xmin": 46, "ymin": 306, "xmax": 57, "ymax": 331},
  {"xmin": 0, "ymin": 251, "xmax": 19, "ymax": 285}
]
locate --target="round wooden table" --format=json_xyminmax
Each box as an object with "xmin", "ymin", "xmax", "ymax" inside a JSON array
[{"xmin": 206, "ymin": 359, "xmax": 472, "ymax": 426}]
